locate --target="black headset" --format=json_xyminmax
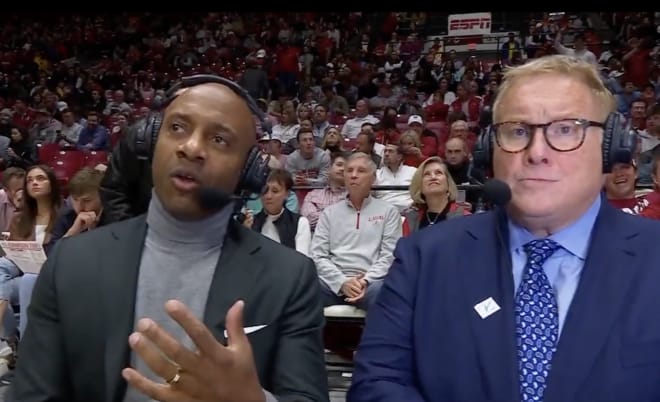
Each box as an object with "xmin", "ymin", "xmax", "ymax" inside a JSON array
[
  {"xmin": 134, "ymin": 74, "xmax": 273, "ymax": 196},
  {"xmin": 473, "ymin": 112, "xmax": 636, "ymax": 175}
]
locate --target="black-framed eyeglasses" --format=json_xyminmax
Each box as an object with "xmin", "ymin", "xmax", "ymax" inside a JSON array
[{"xmin": 493, "ymin": 118, "xmax": 605, "ymax": 153}]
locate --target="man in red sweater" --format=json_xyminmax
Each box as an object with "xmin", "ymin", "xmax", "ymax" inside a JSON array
[{"xmin": 604, "ymin": 160, "xmax": 649, "ymax": 214}]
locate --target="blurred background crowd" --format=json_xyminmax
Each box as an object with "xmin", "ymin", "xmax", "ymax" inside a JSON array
[{"xmin": 0, "ymin": 11, "xmax": 658, "ymax": 396}]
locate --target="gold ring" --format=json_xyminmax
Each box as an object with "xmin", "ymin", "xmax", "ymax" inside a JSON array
[{"xmin": 166, "ymin": 368, "xmax": 182, "ymax": 385}]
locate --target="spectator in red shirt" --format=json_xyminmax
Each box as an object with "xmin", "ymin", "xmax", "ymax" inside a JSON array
[
  {"xmin": 11, "ymin": 98, "xmax": 33, "ymax": 130},
  {"xmin": 623, "ymin": 36, "xmax": 653, "ymax": 88},
  {"xmin": 275, "ymin": 39, "xmax": 300, "ymax": 94},
  {"xmin": 374, "ymin": 107, "xmax": 401, "ymax": 146},
  {"xmin": 449, "ymin": 82, "xmax": 482, "ymax": 129},
  {"xmin": 604, "ymin": 160, "xmax": 649, "ymax": 214}
]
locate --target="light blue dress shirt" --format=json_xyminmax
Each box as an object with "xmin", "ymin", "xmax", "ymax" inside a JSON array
[{"xmin": 508, "ymin": 195, "xmax": 601, "ymax": 336}]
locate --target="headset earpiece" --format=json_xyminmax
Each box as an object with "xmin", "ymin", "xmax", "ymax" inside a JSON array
[
  {"xmin": 132, "ymin": 74, "xmax": 271, "ymax": 195},
  {"xmin": 601, "ymin": 112, "xmax": 636, "ymax": 174},
  {"xmin": 472, "ymin": 112, "xmax": 636, "ymax": 176}
]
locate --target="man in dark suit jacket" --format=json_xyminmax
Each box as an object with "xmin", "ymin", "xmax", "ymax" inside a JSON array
[
  {"xmin": 13, "ymin": 77, "xmax": 329, "ymax": 402},
  {"xmin": 348, "ymin": 55, "xmax": 660, "ymax": 402}
]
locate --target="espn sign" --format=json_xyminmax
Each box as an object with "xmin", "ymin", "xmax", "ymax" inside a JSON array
[{"xmin": 448, "ymin": 12, "xmax": 492, "ymax": 36}]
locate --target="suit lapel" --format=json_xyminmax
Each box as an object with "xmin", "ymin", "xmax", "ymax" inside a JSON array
[
  {"xmin": 103, "ymin": 216, "xmax": 147, "ymax": 402},
  {"xmin": 203, "ymin": 222, "xmax": 265, "ymax": 344},
  {"xmin": 460, "ymin": 211, "xmax": 519, "ymax": 402},
  {"xmin": 545, "ymin": 205, "xmax": 639, "ymax": 402}
]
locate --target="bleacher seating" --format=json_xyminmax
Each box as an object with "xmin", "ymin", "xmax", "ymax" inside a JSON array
[
  {"xmin": 84, "ymin": 151, "xmax": 109, "ymax": 168},
  {"xmin": 51, "ymin": 151, "xmax": 86, "ymax": 195},
  {"xmin": 36, "ymin": 144, "xmax": 61, "ymax": 166}
]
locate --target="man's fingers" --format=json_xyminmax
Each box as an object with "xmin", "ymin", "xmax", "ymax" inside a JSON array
[
  {"xmin": 345, "ymin": 293, "xmax": 365, "ymax": 303},
  {"xmin": 127, "ymin": 329, "xmax": 179, "ymax": 385},
  {"xmin": 343, "ymin": 286, "xmax": 357, "ymax": 298},
  {"xmin": 346, "ymin": 288, "xmax": 366, "ymax": 303},
  {"xmin": 137, "ymin": 318, "xmax": 198, "ymax": 371},
  {"xmin": 225, "ymin": 300, "xmax": 248, "ymax": 348},
  {"xmin": 122, "ymin": 368, "xmax": 181, "ymax": 402},
  {"xmin": 165, "ymin": 300, "xmax": 220, "ymax": 358},
  {"xmin": 349, "ymin": 282, "xmax": 362, "ymax": 294}
]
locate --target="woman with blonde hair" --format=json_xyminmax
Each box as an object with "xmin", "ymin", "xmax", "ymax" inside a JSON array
[
  {"xmin": 399, "ymin": 129, "xmax": 425, "ymax": 167},
  {"xmin": 402, "ymin": 156, "xmax": 470, "ymax": 235},
  {"xmin": 321, "ymin": 125, "xmax": 345, "ymax": 153},
  {"xmin": 296, "ymin": 102, "xmax": 313, "ymax": 123}
]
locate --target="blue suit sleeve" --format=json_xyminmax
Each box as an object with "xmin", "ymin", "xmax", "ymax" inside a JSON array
[{"xmin": 347, "ymin": 237, "xmax": 427, "ymax": 402}]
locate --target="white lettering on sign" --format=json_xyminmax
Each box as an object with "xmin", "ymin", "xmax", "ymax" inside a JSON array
[
  {"xmin": 450, "ymin": 18, "xmax": 491, "ymax": 31},
  {"xmin": 448, "ymin": 12, "xmax": 493, "ymax": 36}
]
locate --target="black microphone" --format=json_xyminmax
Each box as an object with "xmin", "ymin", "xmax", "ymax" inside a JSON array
[
  {"xmin": 479, "ymin": 105, "xmax": 493, "ymax": 130},
  {"xmin": 482, "ymin": 178, "xmax": 512, "ymax": 207}
]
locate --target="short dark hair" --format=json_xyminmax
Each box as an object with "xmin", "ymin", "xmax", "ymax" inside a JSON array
[
  {"xmin": 649, "ymin": 104, "xmax": 660, "ymax": 117},
  {"xmin": 330, "ymin": 151, "xmax": 349, "ymax": 164},
  {"xmin": 448, "ymin": 110, "xmax": 468, "ymax": 125},
  {"xmin": 358, "ymin": 131, "xmax": 376, "ymax": 146},
  {"xmin": 361, "ymin": 122, "xmax": 374, "ymax": 129},
  {"xmin": 296, "ymin": 129, "xmax": 314, "ymax": 142},
  {"xmin": 2, "ymin": 167, "xmax": 25, "ymax": 188},
  {"xmin": 384, "ymin": 142, "xmax": 404, "ymax": 155},
  {"xmin": 266, "ymin": 169, "xmax": 294, "ymax": 191}
]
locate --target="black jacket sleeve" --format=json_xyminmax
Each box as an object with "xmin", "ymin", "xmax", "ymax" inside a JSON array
[{"xmin": 11, "ymin": 241, "xmax": 73, "ymax": 401}]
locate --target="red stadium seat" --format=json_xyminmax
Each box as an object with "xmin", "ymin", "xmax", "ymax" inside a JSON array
[
  {"xmin": 51, "ymin": 151, "xmax": 86, "ymax": 196},
  {"xmin": 84, "ymin": 150, "xmax": 109, "ymax": 167},
  {"xmin": 329, "ymin": 114, "xmax": 348, "ymax": 125},
  {"xmin": 343, "ymin": 138, "xmax": 357, "ymax": 151},
  {"xmin": 37, "ymin": 143, "xmax": 61, "ymax": 165}
]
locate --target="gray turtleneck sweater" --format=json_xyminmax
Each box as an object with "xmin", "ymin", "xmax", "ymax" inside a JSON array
[{"xmin": 123, "ymin": 193, "xmax": 277, "ymax": 402}]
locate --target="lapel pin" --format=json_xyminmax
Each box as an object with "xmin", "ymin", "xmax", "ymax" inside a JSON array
[{"xmin": 474, "ymin": 297, "xmax": 501, "ymax": 319}]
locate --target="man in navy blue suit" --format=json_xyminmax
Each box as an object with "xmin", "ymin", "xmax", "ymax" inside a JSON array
[{"xmin": 348, "ymin": 54, "xmax": 660, "ymax": 402}]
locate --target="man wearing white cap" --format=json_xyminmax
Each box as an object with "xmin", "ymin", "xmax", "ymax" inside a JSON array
[{"xmin": 258, "ymin": 133, "xmax": 286, "ymax": 167}]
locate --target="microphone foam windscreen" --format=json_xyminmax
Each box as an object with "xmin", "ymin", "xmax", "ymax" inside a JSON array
[
  {"xmin": 197, "ymin": 187, "xmax": 234, "ymax": 212},
  {"xmin": 483, "ymin": 178, "xmax": 512, "ymax": 206}
]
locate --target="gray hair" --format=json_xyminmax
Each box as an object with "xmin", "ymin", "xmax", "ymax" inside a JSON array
[{"xmin": 347, "ymin": 151, "xmax": 377, "ymax": 174}]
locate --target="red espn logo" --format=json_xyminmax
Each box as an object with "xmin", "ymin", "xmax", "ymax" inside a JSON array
[{"xmin": 449, "ymin": 17, "xmax": 491, "ymax": 31}]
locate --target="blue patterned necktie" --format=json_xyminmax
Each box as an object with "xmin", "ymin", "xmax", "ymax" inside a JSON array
[{"xmin": 515, "ymin": 238, "xmax": 561, "ymax": 402}]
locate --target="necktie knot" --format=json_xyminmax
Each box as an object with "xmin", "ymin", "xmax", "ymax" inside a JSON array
[{"xmin": 523, "ymin": 238, "xmax": 560, "ymax": 266}]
